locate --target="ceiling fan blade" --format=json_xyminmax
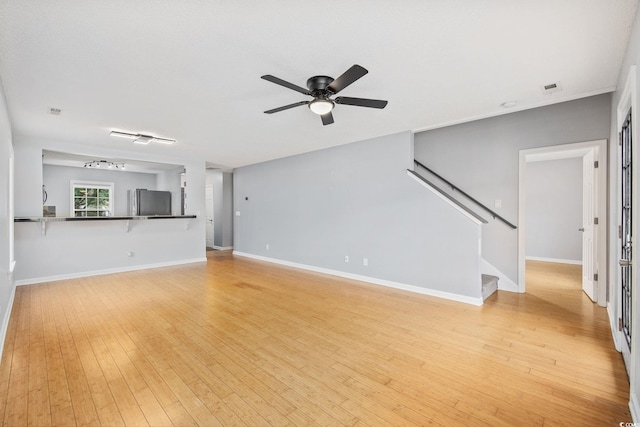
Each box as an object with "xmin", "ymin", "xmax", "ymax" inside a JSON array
[
  {"xmin": 327, "ymin": 65, "xmax": 368, "ymax": 94},
  {"xmin": 261, "ymin": 75, "xmax": 311, "ymax": 95},
  {"xmin": 335, "ymin": 96, "xmax": 388, "ymax": 109},
  {"xmin": 264, "ymin": 101, "xmax": 309, "ymax": 114},
  {"xmin": 321, "ymin": 111, "xmax": 334, "ymax": 126}
]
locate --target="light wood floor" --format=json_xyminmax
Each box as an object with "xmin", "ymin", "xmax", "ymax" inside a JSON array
[{"xmin": 0, "ymin": 254, "xmax": 630, "ymax": 426}]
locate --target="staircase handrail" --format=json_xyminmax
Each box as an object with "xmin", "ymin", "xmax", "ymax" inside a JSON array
[
  {"xmin": 413, "ymin": 159, "xmax": 517, "ymax": 230},
  {"xmin": 407, "ymin": 170, "xmax": 488, "ymax": 224}
]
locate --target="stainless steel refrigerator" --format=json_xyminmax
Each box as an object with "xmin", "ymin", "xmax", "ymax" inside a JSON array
[{"xmin": 128, "ymin": 189, "xmax": 172, "ymax": 216}]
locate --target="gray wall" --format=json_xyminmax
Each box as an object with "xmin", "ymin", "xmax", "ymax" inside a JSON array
[
  {"xmin": 0, "ymin": 75, "xmax": 15, "ymax": 355},
  {"xmin": 156, "ymin": 166, "xmax": 185, "ymax": 215},
  {"xmin": 43, "ymin": 164, "xmax": 157, "ymax": 216},
  {"xmin": 414, "ymin": 93, "xmax": 611, "ymax": 281},
  {"xmin": 13, "ymin": 135, "xmax": 207, "ymax": 283},
  {"xmin": 233, "ymin": 131, "xmax": 484, "ymax": 301},
  {"xmin": 526, "ymin": 158, "xmax": 582, "ymax": 262}
]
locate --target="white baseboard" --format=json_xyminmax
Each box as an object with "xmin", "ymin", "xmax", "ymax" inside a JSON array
[
  {"xmin": 233, "ymin": 251, "xmax": 483, "ymax": 306},
  {"xmin": 0, "ymin": 284, "xmax": 16, "ymax": 363},
  {"xmin": 480, "ymin": 259, "xmax": 519, "ymax": 293},
  {"xmin": 525, "ymin": 256, "xmax": 582, "ymax": 265},
  {"xmin": 15, "ymin": 257, "xmax": 208, "ymax": 286},
  {"xmin": 630, "ymin": 392, "xmax": 640, "ymax": 423},
  {"xmin": 212, "ymin": 246, "xmax": 233, "ymax": 251},
  {"xmin": 608, "ymin": 303, "xmax": 622, "ymax": 352}
]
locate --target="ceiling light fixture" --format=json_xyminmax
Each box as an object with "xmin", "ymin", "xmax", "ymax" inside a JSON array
[
  {"xmin": 109, "ymin": 130, "xmax": 176, "ymax": 145},
  {"xmin": 84, "ymin": 160, "xmax": 125, "ymax": 170},
  {"xmin": 134, "ymin": 135, "xmax": 154, "ymax": 145},
  {"xmin": 110, "ymin": 131, "xmax": 139, "ymax": 140},
  {"xmin": 152, "ymin": 136, "xmax": 177, "ymax": 144},
  {"xmin": 308, "ymin": 98, "xmax": 334, "ymax": 115}
]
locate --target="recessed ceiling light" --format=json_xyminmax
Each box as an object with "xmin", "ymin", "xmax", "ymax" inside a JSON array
[{"xmin": 501, "ymin": 101, "xmax": 518, "ymax": 108}]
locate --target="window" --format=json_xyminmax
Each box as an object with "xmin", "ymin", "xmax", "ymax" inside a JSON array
[{"xmin": 70, "ymin": 181, "xmax": 114, "ymax": 217}]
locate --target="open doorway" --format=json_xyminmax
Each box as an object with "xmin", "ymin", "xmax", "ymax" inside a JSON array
[
  {"xmin": 205, "ymin": 183, "xmax": 214, "ymax": 250},
  {"xmin": 525, "ymin": 157, "xmax": 583, "ymax": 264},
  {"xmin": 205, "ymin": 169, "xmax": 234, "ymax": 251},
  {"xmin": 518, "ymin": 139, "xmax": 608, "ymax": 306}
]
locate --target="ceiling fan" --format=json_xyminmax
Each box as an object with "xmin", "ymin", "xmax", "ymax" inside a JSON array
[{"xmin": 261, "ymin": 64, "xmax": 388, "ymax": 125}]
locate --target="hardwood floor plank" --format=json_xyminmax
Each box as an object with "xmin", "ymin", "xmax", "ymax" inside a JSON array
[
  {"xmin": 86, "ymin": 375, "xmax": 126, "ymax": 427},
  {"xmin": 27, "ymin": 284, "xmax": 52, "ymax": 426},
  {"xmin": 0, "ymin": 255, "xmax": 630, "ymax": 426}
]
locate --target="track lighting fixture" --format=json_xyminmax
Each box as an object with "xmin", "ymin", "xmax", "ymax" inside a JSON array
[{"xmin": 84, "ymin": 160, "xmax": 125, "ymax": 170}]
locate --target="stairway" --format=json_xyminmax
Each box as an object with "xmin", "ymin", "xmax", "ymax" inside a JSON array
[{"xmin": 482, "ymin": 274, "xmax": 499, "ymax": 300}]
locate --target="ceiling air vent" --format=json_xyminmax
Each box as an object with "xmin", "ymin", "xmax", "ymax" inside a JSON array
[
  {"xmin": 48, "ymin": 107, "xmax": 62, "ymax": 115},
  {"xmin": 541, "ymin": 82, "xmax": 562, "ymax": 94}
]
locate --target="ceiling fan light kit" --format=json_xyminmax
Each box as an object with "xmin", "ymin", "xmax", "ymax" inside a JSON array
[
  {"xmin": 309, "ymin": 98, "xmax": 334, "ymax": 115},
  {"xmin": 261, "ymin": 64, "xmax": 388, "ymax": 125},
  {"xmin": 109, "ymin": 130, "xmax": 176, "ymax": 145}
]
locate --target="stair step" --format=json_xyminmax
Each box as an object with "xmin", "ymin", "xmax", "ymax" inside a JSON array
[{"xmin": 481, "ymin": 274, "xmax": 499, "ymax": 301}]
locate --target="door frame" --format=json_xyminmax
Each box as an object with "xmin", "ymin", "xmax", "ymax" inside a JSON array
[
  {"xmin": 613, "ymin": 65, "xmax": 637, "ymax": 372},
  {"xmin": 518, "ymin": 139, "xmax": 608, "ymax": 305},
  {"xmin": 205, "ymin": 183, "xmax": 215, "ymax": 248}
]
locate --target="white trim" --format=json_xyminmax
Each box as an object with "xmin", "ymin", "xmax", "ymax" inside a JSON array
[
  {"xmin": 407, "ymin": 170, "xmax": 485, "ymax": 225},
  {"xmin": 15, "ymin": 257, "xmax": 207, "ymax": 286},
  {"xmin": 233, "ymin": 251, "xmax": 484, "ymax": 306},
  {"xmin": 70, "ymin": 179, "xmax": 115, "ymax": 217},
  {"xmin": 615, "ymin": 63, "xmax": 637, "ymax": 396},
  {"xmin": 609, "ymin": 303, "xmax": 622, "ymax": 352},
  {"xmin": 525, "ymin": 256, "xmax": 582, "ymax": 265},
  {"xmin": 630, "ymin": 392, "xmax": 640, "ymax": 423},
  {"xmin": 0, "ymin": 285, "xmax": 16, "ymax": 363},
  {"xmin": 212, "ymin": 245, "xmax": 233, "ymax": 251},
  {"xmin": 8, "ymin": 147, "xmax": 13, "ymax": 275},
  {"xmin": 518, "ymin": 139, "xmax": 608, "ymax": 304},
  {"xmin": 480, "ymin": 258, "xmax": 519, "ymax": 293}
]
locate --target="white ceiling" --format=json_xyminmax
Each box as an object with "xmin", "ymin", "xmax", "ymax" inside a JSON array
[{"xmin": 0, "ymin": 1, "xmax": 637, "ymax": 169}]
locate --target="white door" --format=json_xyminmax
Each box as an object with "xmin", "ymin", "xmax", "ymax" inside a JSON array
[
  {"xmin": 205, "ymin": 184, "xmax": 214, "ymax": 248},
  {"xmin": 581, "ymin": 150, "xmax": 597, "ymax": 301}
]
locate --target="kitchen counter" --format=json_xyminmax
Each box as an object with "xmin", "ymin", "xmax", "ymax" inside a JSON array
[
  {"xmin": 14, "ymin": 214, "xmax": 198, "ymax": 235},
  {"xmin": 15, "ymin": 215, "xmax": 197, "ymax": 222}
]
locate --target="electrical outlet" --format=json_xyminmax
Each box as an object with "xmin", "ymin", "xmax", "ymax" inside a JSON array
[
  {"xmin": 344, "ymin": 255, "xmax": 349, "ymax": 263},
  {"xmin": 494, "ymin": 199, "xmax": 502, "ymax": 209},
  {"xmin": 363, "ymin": 258, "xmax": 368, "ymax": 266},
  {"xmin": 266, "ymin": 244, "xmax": 270, "ymax": 251}
]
